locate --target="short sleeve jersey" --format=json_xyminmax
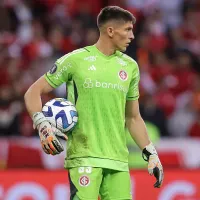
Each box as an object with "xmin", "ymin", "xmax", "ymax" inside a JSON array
[{"xmin": 44, "ymin": 45, "xmax": 140, "ymax": 171}]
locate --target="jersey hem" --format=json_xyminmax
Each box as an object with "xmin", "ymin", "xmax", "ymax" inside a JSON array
[{"xmin": 64, "ymin": 157, "xmax": 129, "ymax": 172}]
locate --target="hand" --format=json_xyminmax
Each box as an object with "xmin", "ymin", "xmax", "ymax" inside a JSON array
[
  {"xmin": 33, "ymin": 112, "xmax": 68, "ymax": 155},
  {"xmin": 142, "ymin": 142, "xmax": 164, "ymax": 188}
]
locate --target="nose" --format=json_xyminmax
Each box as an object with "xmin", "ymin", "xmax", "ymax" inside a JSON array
[{"xmin": 130, "ymin": 32, "xmax": 134, "ymax": 41}]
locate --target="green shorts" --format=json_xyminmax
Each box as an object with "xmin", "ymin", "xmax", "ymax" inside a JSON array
[{"xmin": 68, "ymin": 167, "xmax": 132, "ymax": 200}]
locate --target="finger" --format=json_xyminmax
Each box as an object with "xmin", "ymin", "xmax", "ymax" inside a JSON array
[
  {"xmin": 42, "ymin": 143, "xmax": 50, "ymax": 154},
  {"xmin": 48, "ymin": 142, "xmax": 59, "ymax": 155},
  {"xmin": 46, "ymin": 136, "xmax": 60, "ymax": 154},
  {"xmin": 52, "ymin": 139, "xmax": 64, "ymax": 153},
  {"xmin": 154, "ymin": 180, "xmax": 160, "ymax": 188},
  {"xmin": 43, "ymin": 144, "xmax": 55, "ymax": 155},
  {"xmin": 157, "ymin": 169, "xmax": 164, "ymax": 188},
  {"xmin": 48, "ymin": 146, "xmax": 56, "ymax": 155},
  {"xmin": 153, "ymin": 167, "xmax": 163, "ymax": 188},
  {"xmin": 154, "ymin": 177, "xmax": 163, "ymax": 188},
  {"xmin": 48, "ymin": 135, "xmax": 64, "ymax": 153},
  {"xmin": 54, "ymin": 129, "xmax": 68, "ymax": 140},
  {"xmin": 41, "ymin": 141, "xmax": 50, "ymax": 154},
  {"xmin": 58, "ymin": 134, "xmax": 68, "ymax": 141},
  {"xmin": 153, "ymin": 167, "xmax": 159, "ymax": 178},
  {"xmin": 148, "ymin": 163, "xmax": 154, "ymax": 175},
  {"xmin": 43, "ymin": 142, "xmax": 54, "ymax": 155},
  {"xmin": 148, "ymin": 168, "xmax": 153, "ymax": 175}
]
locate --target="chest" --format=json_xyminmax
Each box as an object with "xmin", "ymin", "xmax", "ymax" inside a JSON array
[{"xmin": 73, "ymin": 56, "xmax": 132, "ymax": 90}]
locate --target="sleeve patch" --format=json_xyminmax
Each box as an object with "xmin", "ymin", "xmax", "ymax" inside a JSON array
[{"xmin": 49, "ymin": 64, "xmax": 57, "ymax": 74}]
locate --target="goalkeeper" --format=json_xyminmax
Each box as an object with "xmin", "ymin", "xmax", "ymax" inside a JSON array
[{"xmin": 24, "ymin": 6, "xmax": 163, "ymax": 200}]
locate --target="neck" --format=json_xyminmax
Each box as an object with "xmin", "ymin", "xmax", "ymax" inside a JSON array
[{"xmin": 95, "ymin": 36, "xmax": 116, "ymax": 56}]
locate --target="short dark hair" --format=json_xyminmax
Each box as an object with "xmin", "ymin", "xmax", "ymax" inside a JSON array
[{"xmin": 97, "ymin": 6, "xmax": 136, "ymax": 28}]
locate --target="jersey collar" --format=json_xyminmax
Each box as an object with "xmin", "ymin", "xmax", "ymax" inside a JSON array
[{"xmin": 92, "ymin": 45, "xmax": 116, "ymax": 60}]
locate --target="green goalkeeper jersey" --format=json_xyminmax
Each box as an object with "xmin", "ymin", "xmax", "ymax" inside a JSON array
[{"xmin": 44, "ymin": 45, "xmax": 140, "ymax": 171}]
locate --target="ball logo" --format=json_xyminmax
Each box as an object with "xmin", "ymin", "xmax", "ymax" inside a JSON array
[
  {"xmin": 79, "ymin": 175, "xmax": 90, "ymax": 187},
  {"xmin": 118, "ymin": 70, "xmax": 128, "ymax": 81}
]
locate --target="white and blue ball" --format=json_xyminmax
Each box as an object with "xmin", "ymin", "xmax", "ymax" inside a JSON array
[{"xmin": 42, "ymin": 98, "xmax": 78, "ymax": 133}]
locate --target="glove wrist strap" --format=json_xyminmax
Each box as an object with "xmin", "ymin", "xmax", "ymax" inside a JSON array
[
  {"xmin": 142, "ymin": 142, "xmax": 158, "ymax": 161},
  {"xmin": 32, "ymin": 112, "xmax": 47, "ymax": 129}
]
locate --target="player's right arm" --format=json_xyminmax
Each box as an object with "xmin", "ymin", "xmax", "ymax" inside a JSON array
[
  {"xmin": 24, "ymin": 53, "xmax": 76, "ymax": 155},
  {"xmin": 24, "ymin": 76, "xmax": 54, "ymax": 117},
  {"xmin": 24, "ymin": 76, "xmax": 68, "ymax": 155}
]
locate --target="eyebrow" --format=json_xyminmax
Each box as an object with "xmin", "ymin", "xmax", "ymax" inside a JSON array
[{"xmin": 126, "ymin": 26, "xmax": 133, "ymax": 30}]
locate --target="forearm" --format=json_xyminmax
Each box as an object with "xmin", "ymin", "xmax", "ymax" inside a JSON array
[
  {"xmin": 24, "ymin": 86, "xmax": 43, "ymax": 117},
  {"xmin": 126, "ymin": 115, "xmax": 151, "ymax": 150}
]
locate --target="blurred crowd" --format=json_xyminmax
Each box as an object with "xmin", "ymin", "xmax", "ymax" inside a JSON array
[{"xmin": 0, "ymin": 0, "xmax": 200, "ymax": 138}]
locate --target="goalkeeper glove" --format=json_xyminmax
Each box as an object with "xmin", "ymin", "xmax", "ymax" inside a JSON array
[
  {"xmin": 142, "ymin": 142, "xmax": 164, "ymax": 188},
  {"xmin": 32, "ymin": 112, "xmax": 68, "ymax": 155}
]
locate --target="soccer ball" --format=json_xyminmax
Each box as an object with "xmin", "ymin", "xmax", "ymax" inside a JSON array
[{"xmin": 42, "ymin": 98, "xmax": 78, "ymax": 133}]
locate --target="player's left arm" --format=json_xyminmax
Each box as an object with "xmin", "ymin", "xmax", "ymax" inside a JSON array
[
  {"xmin": 125, "ymin": 100, "xmax": 164, "ymax": 188},
  {"xmin": 125, "ymin": 100, "xmax": 150, "ymax": 149},
  {"xmin": 126, "ymin": 60, "xmax": 163, "ymax": 188}
]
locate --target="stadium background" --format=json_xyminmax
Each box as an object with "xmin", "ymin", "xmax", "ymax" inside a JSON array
[{"xmin": 0, "ymin": 0, "xmax": 200, "ymax": 199}]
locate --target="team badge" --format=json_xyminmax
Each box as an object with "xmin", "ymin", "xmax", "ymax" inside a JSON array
[
  {"xmin": 118, "ymin": 70, "xmax": 128, "ymax": 81},
  {"xmin": 49, "ymin": 64, "xmax": 57, "ymax": 74},
  {"xmin": 79, "ymin": 175, "xmax": 90, "ymax": 187}
]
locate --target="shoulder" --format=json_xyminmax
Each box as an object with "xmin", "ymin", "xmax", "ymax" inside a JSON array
[
  {"xmin": 121, "ymin": 53, "xmax": 138, "ymax": 66},
  {"xmin": 57, "ymin": 47, "xmax": 92, "ymax": 63},
  {"xmin": 116, "ymin": 52, "xmax": 138, "ymax": 69}
]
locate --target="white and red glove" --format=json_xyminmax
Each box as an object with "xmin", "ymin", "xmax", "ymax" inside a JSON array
[
  {"xmin": 32, "ymin": 112, "xmax": 68, "ymax": 155},
  {"xmin": 142, "ymin": 142, "xmax": 164, "ymax": 188}
]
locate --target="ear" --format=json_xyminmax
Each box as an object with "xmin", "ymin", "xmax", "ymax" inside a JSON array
[{"xmin": 107, "ymin": 26, "xmax": 114, "ymax": 38}]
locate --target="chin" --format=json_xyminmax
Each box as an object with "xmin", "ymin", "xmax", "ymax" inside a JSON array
[
  {"xmin": 118, "ymin": 47, "xmax": 126, "ymax": 52},
  {"xmin": 121, "ymin": 47, "xmax": 127, "ymax": 52}
]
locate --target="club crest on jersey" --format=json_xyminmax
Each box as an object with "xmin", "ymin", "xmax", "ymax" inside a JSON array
[
  {"xmin": 118, "ymin": 70, "xmax": 128, "ymax": 81},
  {"xmin": 79, "ymin": 175, "xmax": 90, "ymax": 187},
  {"xmin": 49, "ymin": 64, "xmax": 57, "ymax": 74}
]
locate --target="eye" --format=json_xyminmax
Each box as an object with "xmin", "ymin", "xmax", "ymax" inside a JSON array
[{"xmin": 126, "ymin": 28, "xmax": 132, "ymax": 31}]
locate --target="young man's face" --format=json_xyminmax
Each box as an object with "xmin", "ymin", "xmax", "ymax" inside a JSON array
[{"xmin": 111, "ymin": 21, "xmax": 134, "ymax": 52}]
